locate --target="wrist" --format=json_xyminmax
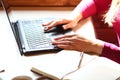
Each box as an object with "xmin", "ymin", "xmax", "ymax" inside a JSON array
[
  {"xmin": 91, "ymin": 40, "xmax": 104, "ymax": 55},
  {"xmin": 68, "ymin": 12, "xmax": 82, "ymax": 23}
]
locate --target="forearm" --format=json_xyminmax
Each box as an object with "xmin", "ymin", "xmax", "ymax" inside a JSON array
[
  {"xmin": 85, "ymin": 39, "xmax": 104, "ymax": 55},
  {"xmin": 90, "ymin": 40, "xmax": 120, "ymax": 64},
  {"xmin": 68, "ymin": 12, "xmax": 83, "ymax": 24},
  {"xmin": 90, "ymin": 39, "xmax": 104, "ymax": 55},
  {"xmin": 69, "ymin": 0, "xmax": 97, "ymax": 23}
]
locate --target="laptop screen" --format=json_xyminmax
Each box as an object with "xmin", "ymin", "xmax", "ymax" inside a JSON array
[
  {"xmin": 0, "ymin": 0, "xmax": 22, "ymax": 54},
  {"xmin": 1, "ymin": 0, "xmax": 13, "ymax": 28}
]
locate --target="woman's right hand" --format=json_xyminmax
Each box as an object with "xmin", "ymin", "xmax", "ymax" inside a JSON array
[{"xmin": 42, "ymin": 18, "xmax": 78, "ymax": 31}]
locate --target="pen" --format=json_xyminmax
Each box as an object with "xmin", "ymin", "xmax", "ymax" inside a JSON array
[
  {"xmin": 78, "ymin": 52, "xmax": 84, "ymax": 69},
  {"xmin": 61, "ymin": 52, "xmax": 84, "ymax": 80}
]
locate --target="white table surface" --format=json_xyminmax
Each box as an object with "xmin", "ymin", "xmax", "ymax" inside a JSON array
[{"xmin": 0, "ymin": 7, "xmax": 120, "ymax": 80}]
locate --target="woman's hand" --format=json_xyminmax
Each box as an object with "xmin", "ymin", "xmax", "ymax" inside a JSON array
[
  {"xmin": 52, "ymin": 34, "xmax": 104, "ymax": 55},
  {"xmin": 42, "ymin": 12, "xmax": 82, "ymax": 31},
  {"xmin": 42, "ymin": 18, "xmax": 78, "ymax": 31}
]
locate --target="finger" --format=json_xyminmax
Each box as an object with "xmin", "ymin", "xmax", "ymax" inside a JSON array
[
  {"xmin": 52, "ymin": 40, "xmax": 73, "ymax": 50},
  {"xmin": 43, "ymin": 19, "xmax": 71, "ymax": 31},
  {"xmin": 42, "ymin": 21, "xmax": 55, "ymax": 31},
  {"xmin": 55, "ymin": 43, "xmax": 73, "ymax": 50},
  {"xmin": 56, "ymin": 45, "xmax": 71, "ymax": 49},
  {"xmin": 44, "ymin": 20, "xmax": 63, "ymax": 31},
  {"xmin": 52, "ymin": 41, "xmax": 71, "ymax": 45},
  {"xmin": 62, "ymin": 23, "xmax": 74, "ymax": 30},
  {"xmin": 42, "ymin": 21, "xmax": 53, "ymax": 26},
  {"xmin": 54, "ymin": 34, "xmax": 76, "ymax": 40}
]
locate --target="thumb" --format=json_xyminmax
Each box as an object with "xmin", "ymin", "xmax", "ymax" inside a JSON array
[{"xmin": 62, "ymin": 23, "xmax": 73, "ymax": 30}]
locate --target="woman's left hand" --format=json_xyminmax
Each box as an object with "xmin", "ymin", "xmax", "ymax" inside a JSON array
[
  {"xmin": 52, "ymin": 34, "xmax": 94, "ymax": 52},
  {"xmin": 52, "ymin": 34, "xmax": 104, "ymax": 55}
]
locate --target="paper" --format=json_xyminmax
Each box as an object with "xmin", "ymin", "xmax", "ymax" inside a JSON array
[{"xmin": 31, "ymin": 50, "xmax": 98, "ymax": 80}]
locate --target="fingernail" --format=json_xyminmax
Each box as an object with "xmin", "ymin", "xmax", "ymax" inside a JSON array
[
  {"xmin": 62, "ymin": 25, "xmax": 67, "ymax": 30},
  {"xmin": 44, "ymin": 27, "xmax": 48, "ymax": 31}
]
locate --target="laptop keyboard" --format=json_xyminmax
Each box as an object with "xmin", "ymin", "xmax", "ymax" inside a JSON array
[{"xmin": 20, "ymin": 19, "xmax": 55, "ymax": 50}]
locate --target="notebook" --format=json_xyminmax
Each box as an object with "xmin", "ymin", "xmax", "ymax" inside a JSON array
[
  {"xmin": 1, "ymin": 0, "xmax": 72, "ymax": 55},
  {"xmin": 30, "ymin": 50, "xmax": 120, "ymax": 80}
]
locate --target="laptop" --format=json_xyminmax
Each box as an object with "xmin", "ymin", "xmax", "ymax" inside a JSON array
[{"xmin": 1, "ymin": 0, "xmax": 72, "ymax": 55}]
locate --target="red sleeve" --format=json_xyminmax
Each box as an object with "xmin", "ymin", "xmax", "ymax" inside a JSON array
[
  {"xmin": 100, "ymin": 42, "xmax": 120, "ymax": 64},
  {"xmin": 93, "ymin": 0, "xmax": 112, "ymax": 14},
  {"xmin": 74, "ymin": 0, "xmax": 111, "ymax": 19},
  {"xmin": 73, "ymin": 0, "xmax": 97, "ymax": 19},
  {"xmin": 76, "ymin": 0, "xmax": 120, "ymax": 64}
]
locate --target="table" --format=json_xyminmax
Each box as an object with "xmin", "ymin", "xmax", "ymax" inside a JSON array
[{"xmin": 0, "ymin": 7, "xmax": 120, "ymax": 80}]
